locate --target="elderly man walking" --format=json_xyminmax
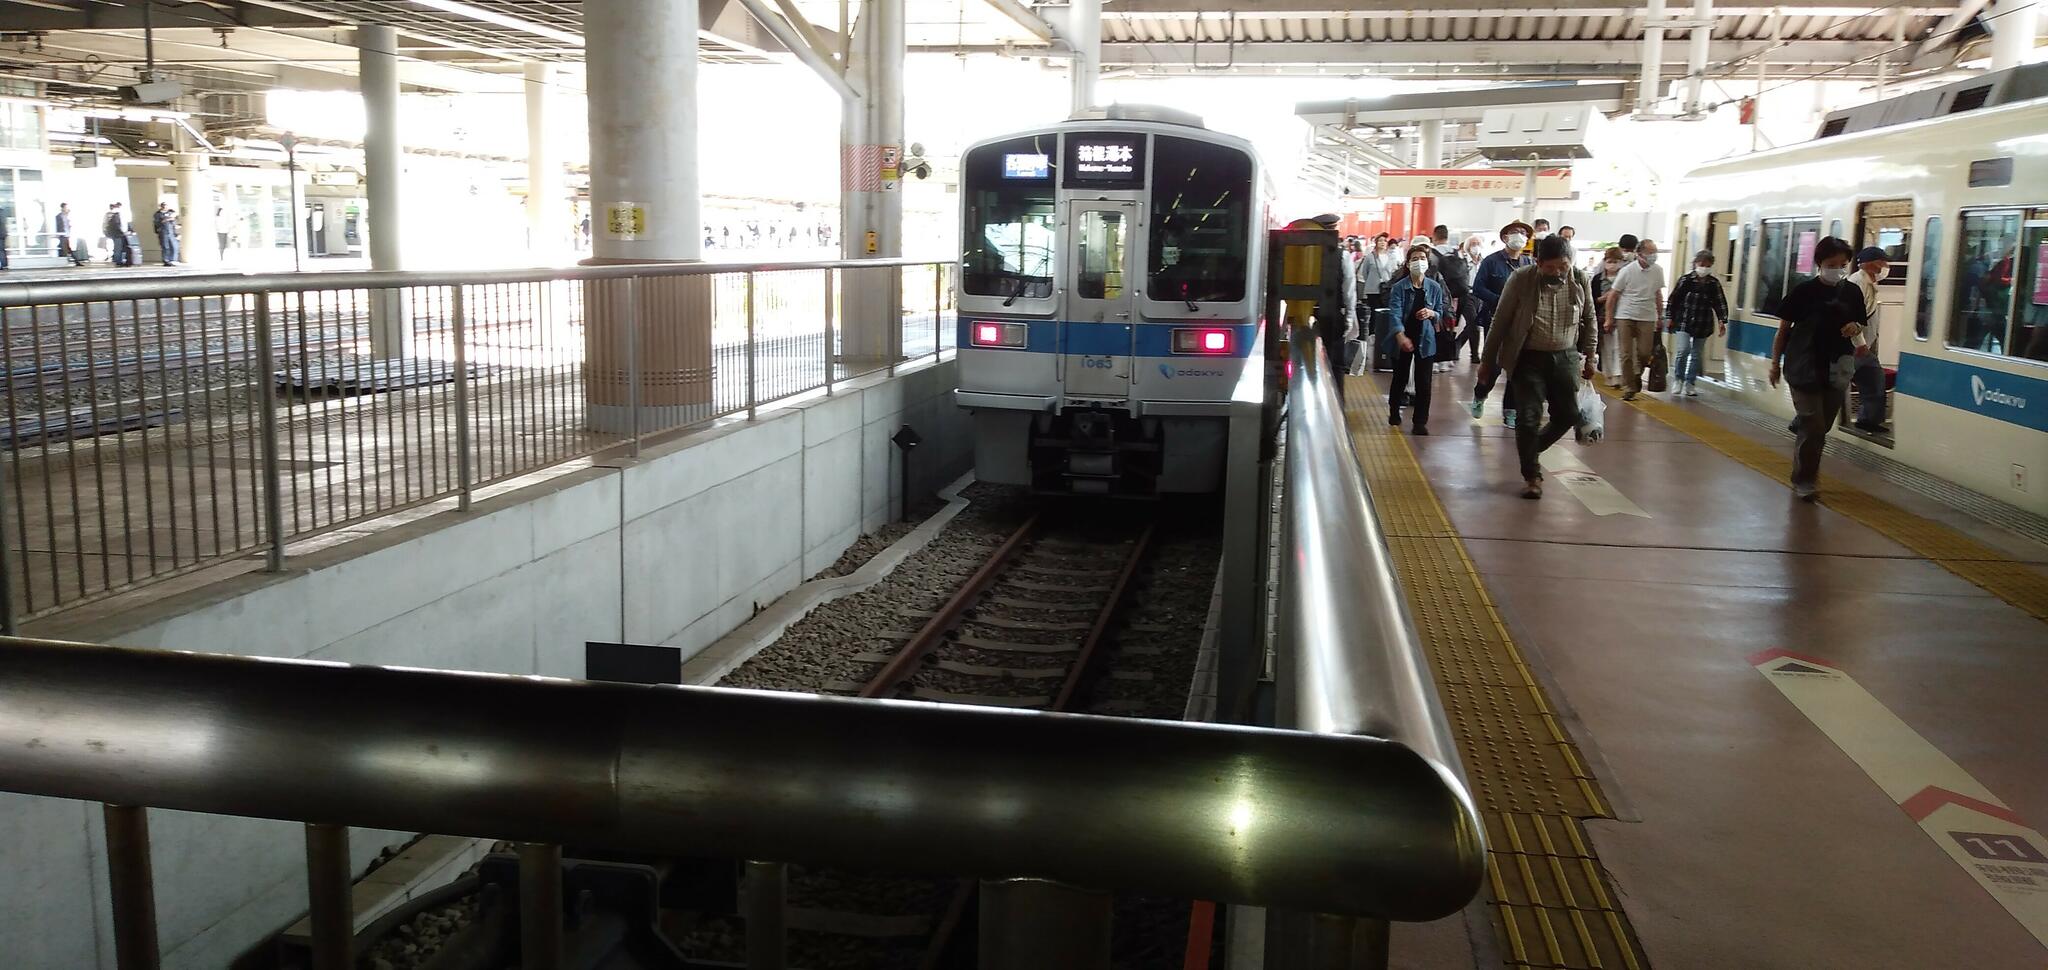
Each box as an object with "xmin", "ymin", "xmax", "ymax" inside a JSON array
[{"xmin": 1478, "ymin": 235, "xmax": 1599, "ymax": 499}]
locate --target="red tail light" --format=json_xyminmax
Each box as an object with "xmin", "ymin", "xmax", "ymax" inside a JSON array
[
  {"xmin": 1172, "ymin": 328, "xmax": 1236, "ymax": 355},
  {"xmin": 971, "ymin": 321, "xmax": 1028, "ymax": 348}
]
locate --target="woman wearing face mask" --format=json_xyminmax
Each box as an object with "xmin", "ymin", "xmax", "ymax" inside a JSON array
[
  {"xmin": 1384, "ymin": 244, "xmax": 1451, "ymax": 435},
  {"xmin": 1591, "ymin": 247, "xmax": 1626, "ymax": 386},
  {"xmin": 1664, "ymin": 250, "xmax": 1728, "ymax": 396},
  {"xmin": 1767, "ymin": 236, "xmax": 1867, "ymax": 501}
]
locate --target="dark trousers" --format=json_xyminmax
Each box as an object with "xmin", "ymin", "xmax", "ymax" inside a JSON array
[
  {"xmin": 1790, "ymin": 382, "xmax": 1847, "ymax": 487},
  {"xmin": 1510, "ymin": 349, "xmax": 1581, "ymax": 481},
  {"xmin": 1388, "ymin": 347, "xmax": 1433, "ymax": 429},
  {"xmin": 1472, "ymin": 359, "xmax": 1519, "ymax": 411},
  {"xmin": 1851, "ymin": 355, "xmax": 1886, "ymax": 426},
  {"xmin": 1456, "ymin": 316, "xmax": 1486, "ymax": 360}
]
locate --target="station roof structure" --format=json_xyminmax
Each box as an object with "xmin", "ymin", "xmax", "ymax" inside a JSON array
[{"xmin": 1, "ymin": 0, "xmax": 1982, "ymax": 93}]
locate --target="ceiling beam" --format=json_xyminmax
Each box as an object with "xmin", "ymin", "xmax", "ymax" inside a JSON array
[
  {"xmin": 1096, "ymin": 38, "xmax": 1901, "ymax": 68},
  {"xmin": 1100, "ymin": 0, "xmax": 1959, "ymax": 14},
  {"xmin": 983, "ymin": 0, "xmax": 1063, "ymax": 45}
]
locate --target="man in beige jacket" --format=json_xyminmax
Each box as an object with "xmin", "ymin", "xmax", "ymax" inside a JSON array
[{"xmin": 1478, "ymin": 235, "xmax": 1599, "ymax": 499}]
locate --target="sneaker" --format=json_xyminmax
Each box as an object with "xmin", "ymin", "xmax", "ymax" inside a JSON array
[
  {"xmin": 1794, "ymin": 482, "xmax": 1819, "ymax": 502},
  {"xmin": 1503, "ymin": 411, "xmax": 1518, "ymax": 429},
  {"xmin": 1468, "ymin": 399, "xmax": 1485, "ymax": 419},
  {"xmin": 1411, "ymin": 425, "xmax": 1429, "ymax": 436},
  {"xmin": 1623, "ymin": 391, "xmax": 1638, "ymax": 401},
  {"xmin": 1388, "ymin": 412, "xmax": 1402, "ymax": 426},
  {"xmin": 1685, "ymin": 384, "xmax": 1700, "ymax": 397},
  {"xmin": 1521, "ymin": 479, "xmax": 1543, "ymax": 499}
]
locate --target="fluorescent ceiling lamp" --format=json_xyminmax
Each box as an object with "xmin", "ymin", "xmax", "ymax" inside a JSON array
[{"xmin": 406, "ymin": 0, "xmax": 585, "ymax": 47}]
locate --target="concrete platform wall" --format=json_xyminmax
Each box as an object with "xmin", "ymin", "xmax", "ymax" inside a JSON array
[{"xmin": 2, "ymin": 358, "xmax": 971, "ymax": 970}]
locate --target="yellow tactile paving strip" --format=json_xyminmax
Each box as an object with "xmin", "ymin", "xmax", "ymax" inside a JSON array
[
  {"xmin": 1343, "ymin": 388, "xmax": 1647, "ymax": 970},
  {"xmin": 1605, "ymin": 386, "xmax": 2048, "ymax": 623}
]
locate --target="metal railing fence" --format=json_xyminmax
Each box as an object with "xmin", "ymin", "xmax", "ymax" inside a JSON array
[{"xmin": 0, "ymin": 258, "xmax": 954, "ymax": 626}]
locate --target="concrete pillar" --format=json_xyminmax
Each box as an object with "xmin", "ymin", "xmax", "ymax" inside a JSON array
[
  {"xmin": 356, "ymin": 25, "xmax": 408, "ymax": 356},
  {"xmin": 583, "ymin": 0, "xmax": 715, "ymax": 434},
  {"xmin": 174, "ymin": 149, "xmax": 214, "ymax": 268},
  {"xmin": 1069, "ymin": 0, "xmax": 1102, "ymax": 116},
  {"xmin": 524, "ymin": 62, "xmax": 560, "ymax": 258},
  {"xmin": 124, "ymin": 179, "xmax": 164, "ymax": 265},
  {"xmin": 1684, "ymin": 0, "xmax": 1713, "ymax": 114},
  {"xmin": 838, "ymin": 0, "xmax": 905, "ymax": 367},
  {"xmin": 1639, "ymin": 0, "xmax": 1667, "ymax": 114},
  {"xmin": 1990, "ymin": 0, "xmax": 2039, "ymax": 70},
  {"xmin": 1413, "ymin": 120, "xmax": 1441, "ymax": 239}
]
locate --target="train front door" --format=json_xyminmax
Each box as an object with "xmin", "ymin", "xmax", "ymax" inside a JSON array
[{"xmin": 1062, "ymin": 201, "xmax": 1137, "ymax": 399}]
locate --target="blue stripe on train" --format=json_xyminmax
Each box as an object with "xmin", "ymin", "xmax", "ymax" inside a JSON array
[
  {"xmin": 1727, "ymin": 316, "xmax": 2044, "ymax": 432},
  {"xmin": 956, "ymin": 319, "xmax": 1258, "ymax": 358}
]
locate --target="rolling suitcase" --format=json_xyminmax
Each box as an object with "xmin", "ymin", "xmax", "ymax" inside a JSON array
[{"xmin": 1370, "ymin": 308, "xmax": 1395, "ymax": 373}]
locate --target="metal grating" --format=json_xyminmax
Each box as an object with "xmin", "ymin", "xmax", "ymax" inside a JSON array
[{"xmin": 1344, "ymin": 386, "xmax": 1647, "ymax": 969}]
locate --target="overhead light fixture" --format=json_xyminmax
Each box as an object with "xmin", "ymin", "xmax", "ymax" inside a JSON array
[{"xmin": 404, "ymin": 0, "xmax": 585, "ymax": 47}]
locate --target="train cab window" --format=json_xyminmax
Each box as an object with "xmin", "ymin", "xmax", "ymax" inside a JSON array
[
  {"xmin": 1075, "ymin": 210, "xmax": 1128, "ymax": 300},
  {"xmin": 961, "ymin": 136, "xmax": 1057, "ymax": 300},
  {"xmin": 1856, "ymin": 200, "xmax": 1913, "ymax": 285},
  {"xmin": 1756, "ymin": 217, "xmax": 1823, "ymax": 317},
  {"xmin": 1952, "ymin": 207, "xmax": 2048, "ymax": 362},
  {"xmin": 1147, "ymin": 135, "xmax": 1254, "ymax": 304},
  {"xmin": 1915, "ymin": 216, "xmax": 1941, "ymax": 341}
]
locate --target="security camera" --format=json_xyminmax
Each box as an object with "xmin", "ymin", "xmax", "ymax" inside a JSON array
[
  {"xmin": 911, "ymin": 161, "xmax": 932, "ymax": 180},
  {"xmin": 118, "ymin": 80, "xmax": 184, "ymax": 105}
]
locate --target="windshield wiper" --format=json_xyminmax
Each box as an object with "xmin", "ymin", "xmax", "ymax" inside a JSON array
[
  {"xmin": 1184, "ymin": 299, "xmax": 1200, "ymax": 312},
  {"xmin": 1002, "ymin": 276, "xmax": 1031, "ymax": 307}
]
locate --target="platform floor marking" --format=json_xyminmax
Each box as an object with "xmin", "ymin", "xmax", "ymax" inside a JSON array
[
  {"xmin": 1537, "ymin": 449, "xmax": 1652, "ymax": 518},
  {"xmin": 1752, "ymin": 648, "xmax": 2048, "ymax": 949},
  {"xmin": 1607, "ymin": 385, "xmax": 2048, "ymax": 622},
  {"xmin": 1349, "ymin": 379, "xmax": 1645, "ymax": 970}
]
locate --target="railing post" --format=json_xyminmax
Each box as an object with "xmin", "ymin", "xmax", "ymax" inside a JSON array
[
  {"xmin": 0, "ymin": 451, "xmax": 15, "ymax": 635},
  {"xmin": 624, "ymin": 277, "xmax": 642, "ymax": 459},
  {"xmin": 743, "ymin": 860, "xmax": 787, "ymax": 970},
  {"xmin": 823, "ymin": 269, "xmax": 836, "ymax": 393},
  {"xmin": 745, "ymin": 271, "xmax": 759, "ymax": 419},
  {"xmin": 451, "ymin": 285, "xmax": 472, "ymax": 511},
  {"xmin": 103, "ymin": 804, "xmax": 161, "ymax": 970},
  {"xmin": 518, "ymin": 842, "xmax": 564, "ymax": 970},
  {"xmin": 304, "ymin": 823, "xmax": 352, "ymax": 970},
  {"xmin": 252, "ymin": 293, "xmax": 286, "ymax": 572},
  {"xmin": 978, "ymin": 878, "xmax": 1113, "ymax": 970},
  {"xmin": 933, "ymin": 262, "xmax": 944, "ymax": 361}
]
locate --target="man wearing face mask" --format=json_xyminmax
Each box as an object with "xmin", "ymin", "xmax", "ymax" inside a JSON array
[
  {"xmin": 1468, "ymin": 222, "xmax": 1536, "ymax": 425},
  {"xmin": 1768, "ymin": 236, "xmax": 1867, "ymax": 500},
  {"xmin": 1480, "ymin": 235, "xmax": 1599, "ymax": 499},
  {"xmin": 1848, "ymin": 246, "xmax": 1890, "ymax": 430},
  {"xmin": 1664, "ymin": 249, "xmax": 1728, "ymax": 396},
  {"xmin": 1603, "ymin": 239, "xmax": 1667, "ymax": 400},
  {"xmin": 1383, "ymin": 243, "xmax": 1451, "ymax": 435},
  {"xmin": 1532, "ymin": 219, "xmax": 1552, "ymax": 240}
]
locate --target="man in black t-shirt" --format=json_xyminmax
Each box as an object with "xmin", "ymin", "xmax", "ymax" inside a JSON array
[{"xmin": 1767, "ymin": 236, "xmax": 1867, "ymax": 501}]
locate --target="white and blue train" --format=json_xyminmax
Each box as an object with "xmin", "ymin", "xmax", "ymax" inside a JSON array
[
  {"xmin": 1670, "ymin": 65, "xmax": 2048, "ymax": 516},
  {"xmin": 951, "ymin": 106, "xmax": 1270, "ymax": 496}
]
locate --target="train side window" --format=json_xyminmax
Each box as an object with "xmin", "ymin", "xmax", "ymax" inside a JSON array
[
  {"xmin": 1856, "ymin": 200, "xmax": 1913, "ymax": 285},
  {"xmin": 2012, "ymin": 214, "xmax": 2048, "ymax": 362},
  {"xmin": 1756, "ymin": 217, "xmax": 1822, "ymax": 317},
  {"xmin": 1914, "ymin": 216, "xmax": 1940, "ymax": 341},
  {"xmin": 1075, "ymin": 210, "xmax": 1128, "ymax": 301},
  {"xmin": 1947, "ymin": 208, "xmax": 2028, "ymax": 357}
]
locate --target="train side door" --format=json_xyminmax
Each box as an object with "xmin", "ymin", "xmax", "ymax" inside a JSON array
[{"xmin": 1063, "ymin": 201, "xmax": 1137, "ymax": 399}]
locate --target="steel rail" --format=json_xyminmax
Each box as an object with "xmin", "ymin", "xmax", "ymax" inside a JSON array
[
  {"xmin": 0, "ymin": 635, "xmax": 1484, "ymax": 921},
  {"xmin": 0, "ymin": 257, "xmax": 941, "ymax": 308},
  {"xmin": 860, "ymin": 512, "xmax": 1042, "ymax": 698},
  {"xmin": 1051, "ymin": 521, "xmax": 1156, "ymax": 712}
]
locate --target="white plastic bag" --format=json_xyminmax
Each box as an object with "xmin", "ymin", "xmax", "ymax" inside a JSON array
[{"xmin": 1576, "ymin": 382, "xmax": 1605, "ymax": 441}]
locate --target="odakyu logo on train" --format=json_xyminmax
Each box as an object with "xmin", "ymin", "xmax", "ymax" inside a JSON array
[
  {"xmin": 1158, "ymin": 364, "xmax": 1228, "ymax": 380},
  {"xmin": 1971, "ymin": 375, "xmax": 2027, "ymax": 410}
]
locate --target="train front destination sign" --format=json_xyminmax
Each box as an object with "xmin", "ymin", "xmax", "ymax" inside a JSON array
[{"xmin": 1065, "ymin": 134, "xmax": 1146, "ymax": 189}]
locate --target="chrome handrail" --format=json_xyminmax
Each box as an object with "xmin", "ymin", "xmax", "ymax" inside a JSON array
[
  {"xmin": 1277, "ymin": 324, "xmax": 1486, "ymax": 870},
  {"xmin": 0, "ymin": 256, "xmax": 938, "ymax": 307},
  {"xmin": 0, "ymin": 634, "xmax": 1483, "ymax": 922}
]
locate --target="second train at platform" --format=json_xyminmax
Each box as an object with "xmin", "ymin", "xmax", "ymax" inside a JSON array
[{"xmin": 950, "ymin": 106, "xmax": 1272, "ymax": 496}]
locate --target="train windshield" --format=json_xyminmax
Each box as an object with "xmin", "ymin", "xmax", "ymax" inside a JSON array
[
  {"xmin": 962, "ymin": 136, "xmax": 1057, "ymax": 300},
  {"xmin": 1148, "ymin": 135, "xmax": 1253, "ymax": 304}
]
